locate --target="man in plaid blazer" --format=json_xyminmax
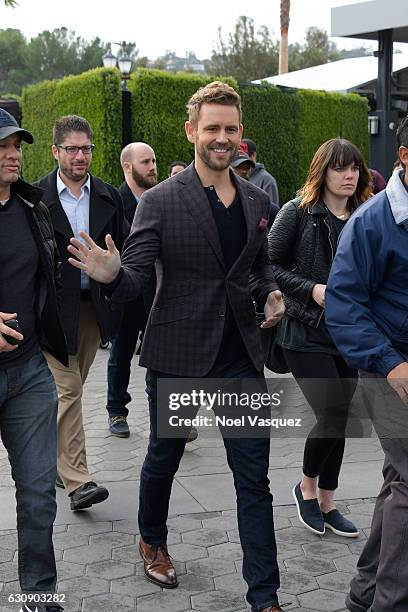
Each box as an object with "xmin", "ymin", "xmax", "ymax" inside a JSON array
[{"xmin": 68, "ymin": 81, "xmax": 285, "ymax": 612}]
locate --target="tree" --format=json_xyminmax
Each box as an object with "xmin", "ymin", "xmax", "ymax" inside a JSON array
[
  {"xmin": 209, "ymin": 16, "xmax": 278, "ymax": 81},
  {"xmin": 0, "ymin": 29, "xmax": 29, "ymax": 94},
  {"xmin": 279, "ymin": 0, "xmax": 290, "ymax": 74},
  {"xmin": 0, "ymin": 27, "xmax": 109, "ymax": 94},
  {"xmin": 4, "ymin": 0, "xmax": 18, "ymax": 6}
]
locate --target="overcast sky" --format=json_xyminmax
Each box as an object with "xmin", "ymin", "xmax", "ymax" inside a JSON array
[{"xmin": 0, "ymin": 0, "xmax": 383, "ymax": 59}]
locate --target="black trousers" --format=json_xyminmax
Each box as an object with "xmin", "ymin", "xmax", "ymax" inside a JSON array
[
  {"xmin": 139, "ymin": 364, "xmax": 280, "ymax": 612},
  {"xmin": 283, "ymin": 349, "xmax": 358, "ymax": 490}
]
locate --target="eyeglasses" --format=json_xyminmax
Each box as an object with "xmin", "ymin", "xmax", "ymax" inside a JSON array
[{"xmin": 56, "ymin": 144, "xmax": 95, "ymax": 155}]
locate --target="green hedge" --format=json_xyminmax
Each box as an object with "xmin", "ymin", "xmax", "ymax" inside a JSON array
[
  {"xmin": 297, "ymin": 89, "xmax": 370, "ymax": 188},
  {"xmin": 21, "ymin": 68, "xmax": 122, "ymax": 185},
  {"xmin": 240, "ymin": 85, "xmax": 301, "ymax": 203},
  {"xmin": 20, "ymin": 68, "xmax": 369, "ymax": 201},
  {"xmin": 128, "ymin": 69, "xmax": 238, "ymax": 181}
]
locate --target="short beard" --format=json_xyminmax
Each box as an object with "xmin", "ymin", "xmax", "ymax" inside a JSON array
[
  {"xmin": 196, "ymin": 141, "xmax": 239, "ymax": 171},
  {"xmin": 131, "ymin": 165, "xmax": 157, "ymax": 189}
]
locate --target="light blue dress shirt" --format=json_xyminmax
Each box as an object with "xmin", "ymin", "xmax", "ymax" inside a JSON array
[{"xmin": 57, "ymin": 172, "xmax": 91, "ymax": 289}]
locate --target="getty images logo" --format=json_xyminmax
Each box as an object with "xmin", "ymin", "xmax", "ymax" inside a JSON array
[{"xmin": 19, "ymin": 606, "xmax": 38, "ymax": 612}]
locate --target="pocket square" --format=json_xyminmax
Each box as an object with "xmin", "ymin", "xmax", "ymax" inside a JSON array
[{"xmin": 257, "ymin": 217, "xmax": 269, "ymax": 231}]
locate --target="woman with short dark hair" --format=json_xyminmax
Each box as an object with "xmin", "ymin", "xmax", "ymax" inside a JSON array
[{"xmin": 268, "ymin": 138, "xmax": 372, "ymax": 537}]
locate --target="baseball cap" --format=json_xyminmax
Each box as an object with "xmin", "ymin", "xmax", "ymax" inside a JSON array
[
  {"xmin": 230, "ymin": 153, "xmax": 255, "ymax": 168},
  {"xmin": 240, "ymin": 138, "xmax": 257, "ymax": 156},
  {"xmin": 0, "ymin": 108, "xmax": 34, "ymax": 143}
]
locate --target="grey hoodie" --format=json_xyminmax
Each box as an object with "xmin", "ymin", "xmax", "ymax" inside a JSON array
[{"xmin": 249, "ymin": 163, "xmax": 279, "ymax": 206}]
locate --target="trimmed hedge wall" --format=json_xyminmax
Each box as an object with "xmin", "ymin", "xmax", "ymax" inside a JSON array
[
  {"xmin": 297, "ymin": 89, "xmax": 369, "ymax": 189},
  {"xmin": 128, "ymin": 69, "xmax": 238, "ymax": 181},
  {"xmin": 241, "ymin": 85, "xmax": 301, "ymax": 204},
  {"xmin": 20, "ymin": 68, "xmax": 369, "ymax": 202},
  {"xmin": 21, "ymin": 68, "xmax": 122, "ymax": 185}
]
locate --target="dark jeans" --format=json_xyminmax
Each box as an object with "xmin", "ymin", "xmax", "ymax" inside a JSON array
[
  {"xmin": 139, "ymin": 364, "xmax": 280, "ymax": 612},
  {"xmin": 283, "ymin": 349, "xmax": 358, "ymax": 490},
  {"xmin": 106, "ymin": 300, "xmax": 146, "ymax": 418},
  {"xmin": 0, "ymin": 351, "xmax": 58, "ymax": 593}
]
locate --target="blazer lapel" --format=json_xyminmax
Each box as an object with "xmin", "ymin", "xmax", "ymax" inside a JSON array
[
  {"xmin": 179, "ymin": 165, "xmax": 225, "ymax": 270},
  {"xmin": 41, "ymin": 170, "xmax": 74, "ymax": 239},
  {"xmin": 89, "ymin": 177, "xmax": 116, "ymax": 243}
]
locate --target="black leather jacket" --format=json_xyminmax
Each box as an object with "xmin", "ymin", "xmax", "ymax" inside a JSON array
[
  {"xmin": 268, "ymin": 198, "xmax": 336, "ymax": 327},
  {"xmin": 10, "ymin": 179, "xmax": 68, "ymax": 366}
]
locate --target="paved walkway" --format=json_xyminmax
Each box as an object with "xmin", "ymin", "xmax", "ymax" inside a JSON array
[{"xmin": 0, "ymin": 350, "xmax": 384, "ymax": 612}]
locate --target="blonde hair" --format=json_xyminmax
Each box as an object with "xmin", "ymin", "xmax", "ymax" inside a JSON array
[
  {"xmin": 186, "ymin": 81, "xmax": 242, "ymax": 126},
  {"xmin": 298, "ymin": 138, "xmax": 372, "ymax": 211}
]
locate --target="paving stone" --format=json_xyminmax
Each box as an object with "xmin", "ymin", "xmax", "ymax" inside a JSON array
[
  {"xmin": 187, "ymin": 557, "xmax": 237, "ymax": 577},
  {"xmin": 89, "ymin": 531, "xmax": 134, "ymax": 547},
  {"xmin": 0, "ymin": 562, "xmax": 18, "ymax": 582},
  {"xmin": 285, "ymin": 555, "xmax": 336, "ymax": 576},
  {"xmin": 67, "ymin": 521, "xmax": 113, "ymax": 535},
  {"xmin": 191, "ymin": 589, "xmax": 246, "ymax": 611},
  {"xmin": 168, "ymin": 516, "xmax": 203, "ymax": 532},
  {"xmin": 298, "ymin": 587, "xmax": 347, "ymax": 611},
  {"xmin": 280, "ymin": 570, "xmax": 319, "ymax": 595},
  {"xmin": 208, "ymin": 542, "xmax": 243, "ymax": 561},
  {"xmin": 276, "ymin": 527, "xmax": 322, "ymax": 545},
  {"xmin": 202, "ymin": 516, "xmax": 238, "ymax": 530},
  {"xmin": 0, "ymin": 533, "xmax": 18, "ymax": 550},
  {"xmin": 113, "ymin": 518, "xmax": 139, "ymax": 534},
  {"xmin": 170, "ymin": 543, "xmax": 208, "ymax": 562},
  {"xmin": 111, "ymin": 574, "xmax": 160, "ymax": 597},
  {"xmin": 86, "ymin": 559, "xmax": 135, "ymax": 579},
  {"xmin": 303, "ymin": 541, "xmax": 350, "ymax": 558},
  {"xmin": 182, "ymin": 528, "xmax": 228, "ymax": 547},
  {"xmin": 177, "ymin": 572, "xmax": 214, "ymax": 593},
  {"xmin": 53, "ymin": 532, "xmax": 89, "ymax": 550},
  {"xmin": 55, "ymin": 560, "xmax": 85, "ymax": 581},
  {"xmin": 334, "ymin": 555, "xmax": 360, "ymax": 573},
  {"xmin": 63, "ymin": 543, "xmax": 111, "ymax": 564},
  {"xmin": 82, "ymin": 592, "xmax": 135, "ymax": 611},
  {"xmin": 112, "ymin": 544, "xmax": 140, "ymax": 563},
  {"xmin": 137, "ymin": 590, "xmax": 190, "ymax": 612},
  {"xmin": 0, "ymin": 549, "xmax": 13, "ymax": 563},
  {"xmin": 168, "ymin": 531, "xmax": 183, "ymax": 545},
  {"xmin": 57, "ymin": 576, "xmax": 109, "ymax": 598},
  {"xmin": 277, "ymin": 542, "xmax": 305, "ymax": 561},
  {"xmin": 316, "ymin": 571, "xmax": 355, "ymax": 592},
  {"xmin": 347, "ymin": 539, "xmax": 367, "ymax": 555},
  {"xmin": 214, "ymin": 572, "xmax": 247, "ymax": 594}
]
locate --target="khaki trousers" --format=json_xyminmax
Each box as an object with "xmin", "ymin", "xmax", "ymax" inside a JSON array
[{"xmin": 44, "ymin": 301, "xmax": 100, "ymax": 495}]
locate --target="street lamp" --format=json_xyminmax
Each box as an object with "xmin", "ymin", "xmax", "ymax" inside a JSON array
[
  {"xmin": 102, "ymin": 46, "xmax": 133, "ymax": 90},
  {"xmin": 102, "ymin": 45, "xmax": 133, "ymax": 147},
  {"xmin": 102, "ymin": 48, "xmax": 117, "ymax": 70}
]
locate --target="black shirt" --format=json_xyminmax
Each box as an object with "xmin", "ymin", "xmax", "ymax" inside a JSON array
[
  {"xmin": 0, "ymin": 195, "xmax": 40, "ymax": 368},
  {"xmin": 204, "ymin": 185, "xmax": 253, "ymax": 375}
]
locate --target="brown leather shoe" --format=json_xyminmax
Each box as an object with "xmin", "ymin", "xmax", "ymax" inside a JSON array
[{"xmin": 139, "ymin": 536, "xmax": 178, "ymax": 588}]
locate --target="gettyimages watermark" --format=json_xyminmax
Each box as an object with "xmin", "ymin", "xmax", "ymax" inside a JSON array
[{"xmin": 156, "ymin": 376, "xmax": 408, "ymax": 439}]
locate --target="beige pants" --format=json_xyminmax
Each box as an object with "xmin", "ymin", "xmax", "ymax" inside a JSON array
[{"xmin": 44, "ymin": 301, "xmax": 100, "ymax": 495}]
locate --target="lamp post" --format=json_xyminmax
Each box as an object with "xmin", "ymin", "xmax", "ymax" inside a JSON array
[{"xmin": 102, "ymin": 46, "xmax": 133, "ymax": 146}]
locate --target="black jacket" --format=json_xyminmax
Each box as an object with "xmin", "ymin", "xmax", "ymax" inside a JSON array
[
  {"xmin": 10, "ymin": 179, "xmax": 68, "ymax": 366},
  {"xmin": 118, "ymin": 181, "xmax": 155, "ymax": 324},
  {"xmin": 35, "ymin": 169, "xmax": 128, "ymax": 354},
  {"xmin": 268, "ymin": 198, "xmax": 335, "ymax": 327}
]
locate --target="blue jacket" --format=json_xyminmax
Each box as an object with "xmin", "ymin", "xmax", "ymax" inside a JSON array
[{"xmin": 326, "ymin": 169, "xmax": 408, "ymax": 376}]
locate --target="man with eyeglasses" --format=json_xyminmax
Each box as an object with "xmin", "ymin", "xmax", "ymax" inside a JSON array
[{"xmin": 36, "ymin": 115, "xmax": 128, "ymax": 511}]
